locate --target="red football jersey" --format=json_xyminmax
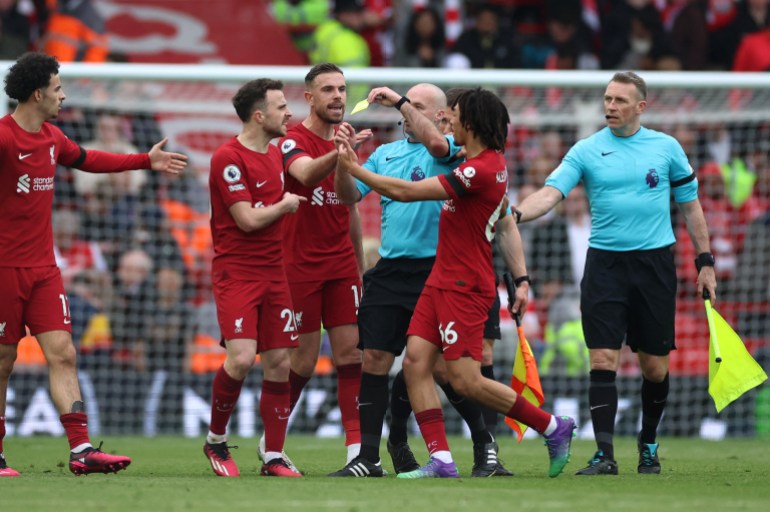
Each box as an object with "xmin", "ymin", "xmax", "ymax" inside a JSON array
[
  {"xmin": 427, "ymin": 149, "xmax": 509, "ymax": 297},
  {"xmin": 209, "ymin": 137, "xmax": 288, "ymax": 282},
  {"xmin": 278, "ymin": 123, "xmax": 358, "ymax": 282},
  {"xmin": 0, "ymin": 115, "xmax": 149, "ymax": 268}
]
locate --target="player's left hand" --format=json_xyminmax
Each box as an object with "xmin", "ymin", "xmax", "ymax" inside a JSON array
[
  {"xmin": 697, "ymin": 266, "xmax": 717, "ymax": 303},
  {"xmin": 148, "ymin": 137, "xmax": 188, "ymax": 174},
  {"xmin": 336, "ymin": 138, "xmax": 356, "ymax": 172}
]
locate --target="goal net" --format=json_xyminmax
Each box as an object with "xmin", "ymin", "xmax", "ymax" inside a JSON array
[{"xmin": 2, "ymin": 64, "xmax": 768, "ymax": 441}]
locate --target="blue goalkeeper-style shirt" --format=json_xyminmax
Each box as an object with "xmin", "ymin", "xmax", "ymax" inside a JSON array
[
  {"xmin": 545, "ymin": 126, "xmax": 698, "ymax": 251},
  {"xmin": 358, "ymin": 135, "xmax": 462, "ymax": 259}
]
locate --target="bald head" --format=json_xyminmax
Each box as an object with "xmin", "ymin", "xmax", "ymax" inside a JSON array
[
  {"xmin": 406, "ymin": 83, "xmax": 447, "ymax": 111},
  {"xmin": 401, "ymin": 83, "xmax": 447, "ymax": 137}
]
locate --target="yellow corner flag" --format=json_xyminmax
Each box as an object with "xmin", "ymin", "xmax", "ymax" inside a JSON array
[
  {"xmin": 705, "ymin": 298, "xmax": 767, "ymax": 413},
  {"xmin": 504, "ymin": 317, "xmax": 545, "ymax": 441}
]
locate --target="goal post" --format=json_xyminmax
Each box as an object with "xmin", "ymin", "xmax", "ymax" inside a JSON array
[{"xmin": 2, "ymin": 63, "xmax": 768, "ymax": 440}]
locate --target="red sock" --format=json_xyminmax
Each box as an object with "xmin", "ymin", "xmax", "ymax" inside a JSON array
[
  {"xmin": 260, "ymin": 380, "xmax": 291, "ymax": 454},
  {"xmin": 415, "ymin": 409, "xmax": 449, "ymax": 454},
  {"xmin": 507, "ymin": 394, "xmax": 551, "ymax": 434},
  {"xmin": 209, "ymin": 366, "xmax": 244, "ymax": 436},
  {"xmin": 336, "ymin": 363, "xmax": 362, "ymax": 445},
  {"xmin": 288, "ymin": 369, "xmax": 311, "ymax": 412},
  {"xmin": 60, "ymin": 412, "xmax": 90, "ymax": 450},
  {"xmin": 1, "ymin": 415, "xmax": 5, "ymax": 453}
]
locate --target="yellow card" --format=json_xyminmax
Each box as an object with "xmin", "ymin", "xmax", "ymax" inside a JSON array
[{"xmin": 350, "ymin": 99, "xmax": 370, "ymax": 115}]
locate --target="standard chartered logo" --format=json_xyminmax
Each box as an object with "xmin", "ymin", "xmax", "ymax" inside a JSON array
[
  {"xmin": 311, "ymin": 186, "xmax": 324, "ymax": 206},
  {"xmin": 310, "ymin": 187, "xmax": 341, "ymax": 207},
  {"xmin": 16, "ymin": 174, "xmax": 30, "ymax": 194}
]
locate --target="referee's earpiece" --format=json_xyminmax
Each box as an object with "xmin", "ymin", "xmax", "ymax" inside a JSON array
[{"xmin": 397, "ymin": 119, "xmax": 404, "ymax": 126}]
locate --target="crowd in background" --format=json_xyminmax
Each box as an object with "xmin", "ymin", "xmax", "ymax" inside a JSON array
[
  {"xmin": 273, "ymin": 0, "xmax": 770, "ymax": 72},
  {"xmin": 1, "ymin": 1, "xmax": 769, "ymax": 71}
]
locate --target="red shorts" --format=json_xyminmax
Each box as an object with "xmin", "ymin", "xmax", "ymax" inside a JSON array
[
  {"xmin": 213, "ymin": 278, "xmax": 299, "ymax": 353},
  {"xmin": 288, "ymin": 276, "xmax": 362, "ymax": 333},
  {"xmin": 0, "ymin": 266, "xmax": 71, "ymax": 344},
  {"xmin": 407, "ymin": 285, "xmax": 493, "ymax": 361}
]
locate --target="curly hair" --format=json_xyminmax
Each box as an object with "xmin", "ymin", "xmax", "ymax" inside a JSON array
[
  {"xmin": 231, "ymin": 78, "xmax": 284, "ymax": 122},
  {"xmin": 455, "ymin": 87, "xmax": 509, "ymax": 151},
  {"xmin": 4, "ymin": 52, "xmax": 60, "ymax": 102}
]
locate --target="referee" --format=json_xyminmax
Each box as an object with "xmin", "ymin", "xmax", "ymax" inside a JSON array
[{"xmin": 518, "ymin": 71, "xmax": 717, "ymax": 475}]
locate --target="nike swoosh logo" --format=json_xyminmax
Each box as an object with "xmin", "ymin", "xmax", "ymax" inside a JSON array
[
  {"xmin": 290, "ymin": 334, "xmax": 299, "ymax": 340},
  {"xmin": 278, "ymin": 415, "xmax": 290, "ymax": 420},
  {"xmin": 601, "ymin": 151, "xmax": 616, "ymax": 157},
  {"xmin": 19, "ymin": 153, "xmax": 32, "ymax": 160},
  {"xmin": 64, "ymin": 319, "xmax": 71, "ymax": 325},
  {"xmin": 590, "ymin": 404, "xmax": 609, "ymax": 410},
  {"xmin": 385, "ymin": 156, "xmax": 399, "ymax": 162},
  {"xmin": 256, "ymin": 181, "xmax": 267, "ymax": 188}
]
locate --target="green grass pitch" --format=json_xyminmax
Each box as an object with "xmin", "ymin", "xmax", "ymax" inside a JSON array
[{"xmin": 2, "ymin": 436, "xmax": 769, "ymax": 512}]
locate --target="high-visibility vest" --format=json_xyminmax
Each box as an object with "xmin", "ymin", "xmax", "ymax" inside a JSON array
[
  {"xmin": 309, "ymin": 19, "xmax": 370, "ymax": 67},
  {"xmin": 42, "ymin": 1, "xmax": 108, "ymax": 63}
]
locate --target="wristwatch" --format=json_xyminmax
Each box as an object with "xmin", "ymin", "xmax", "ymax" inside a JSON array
[
  {"xmin": 695, "ymin": 252, "xmax": 715, "ymax": 272},
  {"xmin": 394, "ymin": 96, "xmax": 411, "ymax": 111}
]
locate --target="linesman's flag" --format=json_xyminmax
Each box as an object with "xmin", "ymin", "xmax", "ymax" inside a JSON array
[
  {"xmin": 503, "ymin": 273, "xmax": 544, "ymax": 441},
  {"xmin": 704, "ymin": 295, "xmax": 767, "ymax": 413}
]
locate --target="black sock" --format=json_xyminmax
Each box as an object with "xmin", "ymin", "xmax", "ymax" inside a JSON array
[
  {"xmin": 589, "ymin": 369, "xmax": 618, "ymax": 460},
  {"xmin": 358, "ymin": 372, "xmax": 390, "ymax": 463},
  {"xmin": 480, "ymin": 364, "xmax": 499, "ymax": 438},
  {"xmin": 640, "ymin": 373, "xmax": 669, "ymax": 444},
  {"xmin": 388, "ymin": 369, "xmax": 412, "ymax": 445},
  {"xmin": 440, "ymin": 383, "xmax": 493, "ymax": 445}
]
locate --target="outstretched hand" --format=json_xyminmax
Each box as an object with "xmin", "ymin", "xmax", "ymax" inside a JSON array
[{"xmin": 148, "ymin": 137, "xmax": 188, "ymax": 174}]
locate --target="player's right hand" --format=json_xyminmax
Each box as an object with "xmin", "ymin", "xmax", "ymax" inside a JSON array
[
  {"xmin": 282, "ymin": 192, "xmax": 306, "ymax": 213},
  {"xmin": 367, "ymin": 87, "xmax": 399, "ymax": 107}
]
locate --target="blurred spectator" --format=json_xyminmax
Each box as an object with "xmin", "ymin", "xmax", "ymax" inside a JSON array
[
  {"xmin": 309, "ymin": 0, "xmax": 370, "ymax": 67},
  {"xmin": 662, "ymin": 0, "xmax": 710, "ymax": 70},
  {"xmin": 109, "ymin": 248, "xmax": 156, "ymax": 371},
  {"xmin": 731, "ymin": 210, "xmax": 770, "ymax": 337},
  {"xmin": 0, "ymin": 0, "xmax": 30, "ymax": 59},
  {"xmin": 127, "ymin": 204, "xmax": 186, "ymax": 275},
  {"xmin": 53, "ymin": 208, "xmax": 108, "ymax": 288},
  {"xmin": 144, "ymin": 267, "xmax": 196, "ymax": 373},
  {"xmin": 394, "ymin": 6, "xmax": 445, "ymax": 67},
  {"xmin": 731, "ymin": 16, "xmax": 770, "ymax": 70},
  {"xmin": 446, "ymin": 3, "xmax": 520, "ymax": 69},
  {"xmin": 42, "ymin": 0, "xmax": 108, "ymax": 62},
  {"xmin": 68, "ymin": 270, "xmax": 112, "ymax": 370},
  {"xmin": 528, "ymin": 185, "xmax": 590, "ymax": 306},
  {"xmin": 676, "ymin": 162, "xmax": 741, "ymax": 289},
  {"xmin": 616, "ymin": 5, "xmax": 679, "ymax": 70},
  {"xmin": 711, "ymin": 0, "xmax": 769, "ymax": 69},
  {"xmin": 73, "ymin": 112, "xmax": 147, "ymax": 198},
  {"xmin": 540, "ymin": 289, "xmax": 588, "ymax": 376},
  {"xmin": 271, "ymin": 0, "xmax": 330, "ymax": 55},
  {"xmin": 543, "ymin": 2, "xmax": 599, "ymax": 70}
]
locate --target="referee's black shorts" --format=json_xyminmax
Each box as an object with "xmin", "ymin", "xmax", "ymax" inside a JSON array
[
  {"xmin": 358, "ymin": 257, "xmax": 502, "ymax": 354},
  {"xmin": 580, "ymin": 246, "xmax": 677, "ymax": 356},
  {"xmin": 358, "ymin": 257, "xmax": 433, "ymax": 356}
]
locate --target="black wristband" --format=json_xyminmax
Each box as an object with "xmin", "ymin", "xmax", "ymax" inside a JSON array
[
  {"xmin": 514, "ymin": 275, "xmax": 531, "ymax": 287},
  {"xmin": 394, "ymin": 95, "xmax": 411, "ymax": 111},
  {"xmin": 695, "ymin": 252, "xmax": 715, "ymax": 272},
  {"xmin": 513, "ymin": 209, "xmax": 522, "ymax": 224}
]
